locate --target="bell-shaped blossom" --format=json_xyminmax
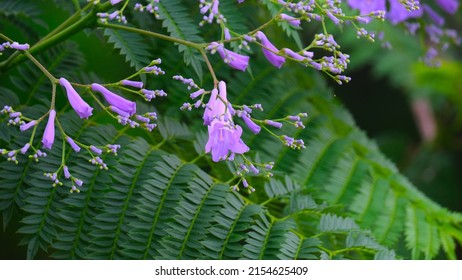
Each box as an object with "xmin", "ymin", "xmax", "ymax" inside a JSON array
[
  {"xmin": 436, "ymin": 0, "xmax": 459, "ymax": 14},
  {"xmin": 121, "ymin": 79, "xmax": 143, "ymax": 89},
  {"xmin": 204, "ymin": 81, "xmax": 249, "ymax": 161},
  {"xmin": 423, "ymin": 4, "xmax": 445, "ymax": 26},
  {"xmin": 20, "ymin": 120, "xmax": 37, "ymax": 132},
  {"xmin": 203, "ymin": 81, "xmax": 232, "ymax": 125},
  {"xmin": 59, "ymin": 78, "xmax": 93, "ymax": 119},
  {"xmin": 241, "ymin": 113, "xmax": 261, "ymax": 134},
  {"xmin": 209, "ymin": 42, "xmax": 250, "ymax": 71},
  {"xmin": 66, "ymin": 136, "xmax": 80, "ymax": 152},
  {"xmin": 280, "ymin": 13, "xmax": 301, "ymax": 27},
  {"xmin": 91, "ymin": 83, "xmax": 136, "ymax": 116},
  {"xmin": 42, "ymin": 110, "xmax": 56, "ymax": 150},
  {"xmin": 256, "ymin": 31, "xmax": 285, "ymax": 68},
  {"xmin": 205, "ymin": 122, "xmax": 249, "ymax": 162}
]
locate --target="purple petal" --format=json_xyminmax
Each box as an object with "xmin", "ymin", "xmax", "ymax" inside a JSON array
[
  {"xmin": 241, "ymin": 113, "xmax": 261, "ymax": 134},
  {"xmin": 121, "ymin": 79, "xmax": 144, "ymax": 89},
  {"xmin": 59, "ymin": 78, "xmax": 93, "ymax": 119},
  {"xmin": 20, "ymin": 120, "xmax": 37, "ymax": 132},
  {"xmin": 91, "ymin": 83, "xmax": 136, "ymax": 116},
  {"xmin": 42, "ymin": 110, "xmax": 56, "ymax": 150},
  {"xmin": 256, "ymin": 31, "xmax": 285, "ymax": 68}
]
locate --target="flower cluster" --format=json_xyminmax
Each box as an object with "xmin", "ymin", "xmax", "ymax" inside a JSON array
[
  {"xmin": 175, "ymin": 76, "xmax": 308, "ymax": 191},
  {"xmin": 0, "ymin": 41, "xmax": 30, "ymax": 52},
  {"xmin": 347, "ymin": 0, "xmax": 460, "ymax": 66},
  {"xmin": 134, "ymin": 0, "xmax": 160, "ymax": 19},
  {"xmin": 0, "ymin": 42, "xmax": 165, "ymax": 193}
]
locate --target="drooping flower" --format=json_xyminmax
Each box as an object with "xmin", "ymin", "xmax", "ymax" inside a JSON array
[
  {"xmin": 203, "ymin": 82, "xmax": 232, "ymax": 125},
  {"xmin": 204, "ymin": 81, "xmax": 249, "ymax": 161},
  {"xmin": 20, "ymin": 120, "xmax": 37, "ymax": 132},
  {"xmin": 121, "ymin": 79, "xmax": 144, "ymax": 89},
  {"xmin": 205, "ymin": 122, "xmax": 249, "ymax": 162},
  {"xmin": 423, "ymin": 4, "xmax": 445, "ymax": 26},
  {"xmin": 241, "ymin": 113, "xmax": 261, "ymax": 134},
  {"xmin": 209, "ymin": 42, "xmax": 250, "ymax": 71},
  {"xmin": 59, "ymin": 78, "xmax": 93, "ymax": 119},
  {"xmin": 436, "ymin": 0, "xmax": 459, "ymax": 14},
  {"xmin": 42, "ymin": 110, "xmax": 56, "ymax": 150},
  {"xmin": 280, "ymin": 13, "xmax": 301, "ymax": 27},
  {"xmin": 91, "ymin": 83, "xmax": 136, "ymax": 116},
  {"xmin": 66, "ymin": 136, "xmax": 80, "ymax": 152},
  {"xmin": 256, "ymin": 31, "xmax": 285, "ymax": 68}
]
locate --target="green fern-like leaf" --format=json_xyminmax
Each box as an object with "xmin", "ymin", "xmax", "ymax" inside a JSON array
[
  {"xmin": 157, "ymin": 0, "xmax": 204, "ymax": 79},
  {"xmin": 103, "ymin": 28, "xmax": 151, "ymax": 71}
]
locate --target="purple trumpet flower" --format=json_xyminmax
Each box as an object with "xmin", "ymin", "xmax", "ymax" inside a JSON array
[
  {"xmin": 423, "ymin": 4, "xmax": 445, "ymax": 26},
  {"xmin": 20, "ymin": 120, "xmax": 37, "ymax": 132},
  {"xmin": 203, "ymin": 81, "xmax": 231, "ymax": 125},
  {"xmin": 205, "ymin": 122, "xmax": 249, "ymax": 162},
  {"xmin": 264, "ymin": 119, "xmax": 283, "ymax": 128},
  {"xmin": 121, "ymin": 79, "xmax": 144, "ymax": 89},
  {"xmin": 241, "ymin": 113, "xmax": 261, "ymax": 134},
  {"xmin": 59, "ymin": 78, "xmax": 93, "ymax": 119},
  {"xmin": 91, "ymin": 83, "xmax": 136, "ymax": 116},
  {"xmin": 210, "ymin": 42, "xmax": 250, "ymax": 71},
  {"xmin": 256, "ymin": 31, "xmax": 285, "ymax": 68},
  {"xmin": 436, "ymin": 0, "xmax": 459, "ymax": 14},
  {"xmin": 63, "ymin": 166, "xmax": 71, "ymax": 179},
  {"xmin": 283, "ymin": 48, "xmax": 306, "ymax": 61},
  {"xmin": 66, "ymin": 136, "xmax": 81, "ymax": 152},
  {"xmin": 280, "ymin": 13, "xmax": 301, "ymax": 27},
  {"xmin": 42, "ymin": 110, "xmax": 56, "ymax": 150}
]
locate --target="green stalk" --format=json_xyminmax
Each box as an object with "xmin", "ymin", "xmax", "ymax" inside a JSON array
[{"xmin": 0, "ymin": 2, "xmax": 113, "ymax": 74}]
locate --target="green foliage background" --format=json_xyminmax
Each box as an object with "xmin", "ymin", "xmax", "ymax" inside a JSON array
[{"xmin": 1, "ymin": 0, "xmax": 461, "ymax": 260}]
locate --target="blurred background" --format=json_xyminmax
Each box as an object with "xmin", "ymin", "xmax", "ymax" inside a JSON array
[{"xmin": 1, "ymin": 0, "xmax": 461, "ymax": 259}]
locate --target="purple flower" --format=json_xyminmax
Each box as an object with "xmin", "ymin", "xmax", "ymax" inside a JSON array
[
  {"xmin": 20, "ymin": 143, "xmax": 31, "ymax": 154},
  {"xmin": 347, "ymin": 0, "xmax": 386, "ymax": 15},
  {"xmin": 280, "ymin": 13, "xmax": 301, "ymax": 27},
  {"xmin": 42, "ymin": 110, "xmax": 56, "ymax": 150},
  {"xmin": 110, "ymin": 0, "xmax": 123, "ymax": 5},
  {"xmin": 63, "ymin": 166, "xmax": 71, "ymax": 179},
  {"xmin": 190, "ymin": 89, "xmax": 205, "ymax": 99},
  {"xmin": 256, "ymin": 31, "xmax": 285, "ymax": 68},
  {"xmin": 66, "ymin": 136, "xmax": 80, "ymax": 152},
  {"xmin": 203, "ymin": 88, "xmax": 220, "ymax": 125},
  {"xmin": 212, "ymin": 43, "xmax": 250, "ymax": 71},
  {"xmin": 59, "ymin": 78, "xmax": 93, "ymax": 119},
  {"xmin": 203, "ymin": 81, "xmax": 231, "ymax": 125},
  {"xmin": 91, "ymin": 83, "xmax": 136, "ymax": 116},
  {"xmin": 423, "ymin": 4, "xmax": 445, "ymax": 26},
  {"xmin": 90, "ymin": 145, "xmax": 102, "ymax": 155},
  {"xmin": 264, "ymin": 119, "xmax": 283, "ymax": 128},
  {"xmin": 241, "ymin": 113, "xmax": 261, "ymax": 134},
  {"xmin": 121, "ymin": 79, "xmax": 144, "ymax": 89},
  {"xmin": 10, "ymin": 42, "xmax": 30, "ymax": 51},
  {"xmin": 20, "ymin": 120, "xmax": 37, "ymax": 132},
  {"xmin": 283, "ymin": 48, "xmax": 306, "ymax": 61},
  {"xmin": 205, "ymin": 122, "xmax": 249, "ymax": 162},
  {"xmin": 436, "ymin": 0, "xmax": 459, "ymax": 14},
  {"xmin": 388, "ymin": 0, "xmax": 423, "ymax": 24}
]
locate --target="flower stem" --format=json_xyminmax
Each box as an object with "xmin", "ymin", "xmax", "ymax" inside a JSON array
[
  {"xmin": 201, "ymin": 50, "xmax": 218, "ymax": 86},
  {"xmin": 98, "ymin": 22, "xmax": 203, "ymax": 49}
]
